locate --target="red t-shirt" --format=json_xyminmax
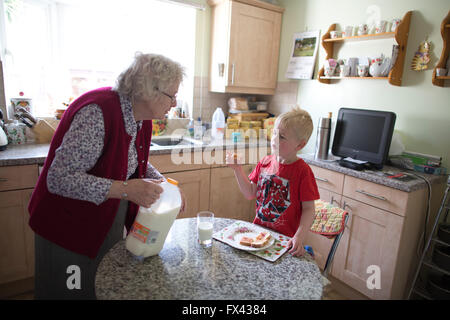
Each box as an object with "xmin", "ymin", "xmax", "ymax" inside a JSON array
[{"xmin": 248, "ymin": 155, "xmax": 320, "ymax": 237}]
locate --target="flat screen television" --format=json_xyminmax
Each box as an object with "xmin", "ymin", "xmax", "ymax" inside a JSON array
[{"xmin": 332, "ymin": 108, "xmax": 396, "ymax": 170}]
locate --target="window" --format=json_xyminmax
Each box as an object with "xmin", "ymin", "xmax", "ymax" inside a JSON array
[{"xmin": 1, "ymin": 0, "xmax": 196, "ymax": 117}]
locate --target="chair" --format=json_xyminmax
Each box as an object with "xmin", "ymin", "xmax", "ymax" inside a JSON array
[{"xmin": 310, "ymin": 200, "xmax": 350, "ymax": 278}]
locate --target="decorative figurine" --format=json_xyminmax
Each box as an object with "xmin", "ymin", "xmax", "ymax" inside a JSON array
[{"xmin": 411, "ymin": 39, "xmax": 431, "ymax": 71}]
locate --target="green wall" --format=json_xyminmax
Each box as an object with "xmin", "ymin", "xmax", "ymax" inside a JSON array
[{"xmin": 277, "ymin": 0, "xmax": 450, "ymax": 169}]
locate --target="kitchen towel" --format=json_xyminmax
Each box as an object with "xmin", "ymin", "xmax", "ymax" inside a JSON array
[{"xmin": 310, "ymin": 199, "xmax": 348, "ymax": 238}]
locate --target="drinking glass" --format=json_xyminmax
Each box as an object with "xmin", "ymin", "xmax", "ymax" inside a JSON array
[{"xmin": 197, "ymin": 211, "xmax": 214, "ymax": 247}]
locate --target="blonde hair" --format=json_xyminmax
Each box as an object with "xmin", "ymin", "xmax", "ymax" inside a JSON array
[
  {"xmin": 114, "ymin": 52, "xmax": 185, "ymax": 102},
  {"xmin": 276, "ymin": 106, "xmax": 314, "ymax": 143}
]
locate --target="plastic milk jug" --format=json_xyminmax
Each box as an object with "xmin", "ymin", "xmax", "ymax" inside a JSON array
[
  {"xmin": 125, "ymin": 178, "xmax": 182, "ymax": 258},
  {"xmin": 211, "ymin": 107, "xmax": 225, "ymax": 141}
]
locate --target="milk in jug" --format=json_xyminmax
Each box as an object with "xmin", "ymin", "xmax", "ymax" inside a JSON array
[{"xmin": 126, "ymin": 178, "xmax": 181, "ymax": 258}]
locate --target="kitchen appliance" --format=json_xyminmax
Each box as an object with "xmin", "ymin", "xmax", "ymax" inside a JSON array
[
  {"xmin": 314, "ymin": 112, "xmax": 332, "ymax": 160},
  {"xmin": 4, "ymin": 120, "xmax": 27, "ymax": 145},
  {"xmin": 332, "ymin": 108, "xmax": 396, "ymax": 170}
]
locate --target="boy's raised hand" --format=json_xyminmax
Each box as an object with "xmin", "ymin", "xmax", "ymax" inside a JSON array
[{"xmin": 225, "ymin": 151, "xmax": 242, "ymax": 170}]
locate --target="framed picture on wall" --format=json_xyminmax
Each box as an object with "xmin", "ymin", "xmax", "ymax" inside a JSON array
[{"xmin": 285, "ymin": 30, "xmax": 320, "ymax": 80}]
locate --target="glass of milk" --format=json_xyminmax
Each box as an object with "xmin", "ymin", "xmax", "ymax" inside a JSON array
[{"xmin": 197, "ymin": 211, "xmax": 214, "ymax": 247}]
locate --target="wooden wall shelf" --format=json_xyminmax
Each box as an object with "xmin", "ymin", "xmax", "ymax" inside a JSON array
[
  {"xmin": 318, "ymin": 11, "xmax": 412, "ymax": 86},
  {"xmin": 320, "ymin": 76, "xmax": 388, "ymax": 80},
  {"xmin": 323, "ymin": 32, "xmax": 395, "ymax": 43},
  {"xmin": 432, "ymin": 10, "xmax": 450, "ymax": 87}
]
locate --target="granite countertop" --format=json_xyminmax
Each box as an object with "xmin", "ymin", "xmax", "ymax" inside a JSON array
[
  {"xmin": 0, "ymin": 139, "xmax": 269, "ymax": 166},
  {"xmin": 1, "ymin": 142, "xmax": 446, "ymax": 193},
  {"xmin": 0, "ymin": 143, "xmax": 50, "ymax": 166},
  {"xmin": 95, "ymin": 218, "xmax": 324, "ymax": 300},
  {"xmin": 300, "ymin": 153, "xmax": 448, "ymax": 193}
]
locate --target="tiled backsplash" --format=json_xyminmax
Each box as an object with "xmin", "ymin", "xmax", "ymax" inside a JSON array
[
  {"xmin": 267, "ymin": 81, "xmax": 299, "ymax": 116},
  {"xmin": 192, "ymin": 76, "xmax": 298, "ymax": 124},
  {"xmin": 193, "ymin": 76, "xmax": 230, "ymax": 123}
]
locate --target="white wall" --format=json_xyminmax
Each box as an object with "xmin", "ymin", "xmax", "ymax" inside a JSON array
[{"xmin": 276, "ymin": 0, "xmax": 450, "ymax": 169}]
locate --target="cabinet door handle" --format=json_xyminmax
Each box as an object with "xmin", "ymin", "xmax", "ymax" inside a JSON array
[
  {"xmin": 315, "ymin": 177, "xmax": 329, "ymax": 182},
  {"xmin": 231, "ymin": 63, "xmax": 235, "ymax": 85},
  {"xmin": 330, "ymin": 196, "xmax": 339, "ymax": 207},
  {"xmin": 0, "ymin": 178, "xmax": 7, "ymax": 182},
  {"xmin": 343, "ymin": 201, "xmax": 351, "ymax": 227},
  {"xmin": 356, "ymin": 189, "xmax": 387, "ymax": 201}
]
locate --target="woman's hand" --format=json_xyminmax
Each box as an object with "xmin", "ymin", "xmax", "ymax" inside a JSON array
[
  {"xmin": 108, "ymin": 178, "xmax": 164, "ymax": 208},
  {"xmin": 132, "ymin": 178, "xmax": 165, "ymax": 208},
  {"xmin": 287, "ymin": 234, "xmax": 306, "ymax": 257}
]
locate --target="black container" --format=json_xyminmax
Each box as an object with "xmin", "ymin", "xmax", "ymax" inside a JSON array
[
  {"xmin": 426, "ymin": 274, "xmax": 450, "ymax": 300},
  {"xmin": 432, "ymin": 245, "xmax": 450, "ymax": 271},
  {"xmin": 437, "ymin": 223, "xmax": 450, "ymax": 245}
]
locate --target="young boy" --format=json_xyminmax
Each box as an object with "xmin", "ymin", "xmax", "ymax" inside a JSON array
[{"xmin": 226, "ymin": 107, "xmax": 319, "ymax": 257}]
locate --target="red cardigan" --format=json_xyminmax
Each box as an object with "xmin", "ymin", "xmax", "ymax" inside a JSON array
[{"xmin": 28, "ymin": 87, "xmax": 152, "ymax": 259}]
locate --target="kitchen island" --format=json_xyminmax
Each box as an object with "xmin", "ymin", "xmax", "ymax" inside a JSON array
[{"xmin": 95, "ymin": 218, "xmax": 325, "ymax": 300}]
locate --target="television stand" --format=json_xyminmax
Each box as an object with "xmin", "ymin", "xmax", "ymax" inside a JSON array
[{"xmin": 338, "ymin": 159, "xmax": 383, "ymax": 171}]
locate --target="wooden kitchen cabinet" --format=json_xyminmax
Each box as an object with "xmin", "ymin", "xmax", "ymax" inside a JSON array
[
  {"xmin": 308, "ymin": 164, "xmax": 446, "ymax": 299},
  {"xmin": 0, "ymin": 164, "xmax": 38, "ymax": 296},
  {"xmin": 150, "ymin": 150, "xmax": 260, "ymax": 221},
  {"xmin": 332, "ymin": 196, "xmax": 404, "ymax": 300},
  {"xmin": 0, "ymin": 189, "xmax": 34, "ymax": 285},
  {"xmin": 210, "ymin": 165, "xmax": 256, "ymax": 222},
  {"xmin": 208, "ymin": 0, "xmax": 284, "ymax": 95},
  {"xmin": 165, "ymin": 169, "xmax": 211, "ymax": 219}
]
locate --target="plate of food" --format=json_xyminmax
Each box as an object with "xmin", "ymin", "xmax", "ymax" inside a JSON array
[{"xmin": 223, "ymin": 225, "xmax": 275, "ymax": 251}]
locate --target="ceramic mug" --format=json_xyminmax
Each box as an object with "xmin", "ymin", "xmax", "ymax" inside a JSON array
[
  {"xmin": 340, "ymin": 65, "xmax": 351, "ymax": 77},
  {"xmin": 330, "ymin": 31, "xmax": 342, "ymax": 39},
  {"xmin": 324, "ymin": 66, "xmax": 336, "ymax": 77},
  {"xmin": 343, "ymin": 26, "xmax": 353, "ymax": 37},
  {"xmin": 375, "ymin": 20, "xmax": 387, "ymax": 33},
  {"xmin": 358, "ymin": 24, "xmax": 368, "ymax": 36},
  {"xmin": 357, "ymin": 65, "xmax": 369, "ymax": 77},
  {"xmin": 391, "ymin": 19, "xmax": 401, "ymax": 32}
]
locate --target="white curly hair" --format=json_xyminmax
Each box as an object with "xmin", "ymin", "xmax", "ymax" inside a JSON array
[{"xmin": 114, "ymin": 52, "xmax": 185, "ymax": 102}]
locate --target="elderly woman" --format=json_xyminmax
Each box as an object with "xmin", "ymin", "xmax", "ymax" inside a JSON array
[{"xmin": 28, "ymin": 53, "xmax": 185, "ymax": 299}]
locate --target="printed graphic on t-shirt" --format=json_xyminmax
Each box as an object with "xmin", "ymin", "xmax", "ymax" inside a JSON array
[{"xmin": 256, "ymin": 173, "xmax": 291, "ymax": 223}]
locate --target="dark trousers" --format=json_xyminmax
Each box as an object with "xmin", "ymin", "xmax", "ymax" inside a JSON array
[{"xmin": 34, "ymin": 200, "xmax": 128, "ymax": 300}]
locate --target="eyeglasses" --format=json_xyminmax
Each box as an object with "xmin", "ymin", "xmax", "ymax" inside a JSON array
[{"xmin": 155, "ymin": 87, "xmax": 177, "ymax": 103}]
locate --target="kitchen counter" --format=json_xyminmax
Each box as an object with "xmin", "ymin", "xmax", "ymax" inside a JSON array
[
  {"xmin": 95, "ymin": 218, "xmax": 325, "ymax": 300},
  {"xmin": 0, "ymin": 143, "xmax": 50, "ymax": 166},
  {"xmin": 299, "ymin": 153, "xmax": 448, "ymax": 192},
  {"xmin": 1, "ymin": 143, "xmax": 446, "ymax": 193},
  {"xmin": 0, "ymin": 139, "xmax": 270, "ymax": 167}
]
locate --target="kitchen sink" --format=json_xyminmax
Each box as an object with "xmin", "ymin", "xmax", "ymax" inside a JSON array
[{"xmin": 150, "ymin": 136, "xmax": 203, "ymax": 147}]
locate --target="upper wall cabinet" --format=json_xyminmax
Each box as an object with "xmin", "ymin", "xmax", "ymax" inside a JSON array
[
  {"xmin": 208, "ymin": 0, "xmax": 284, "ymax": 95},
  {"xmin": 432, "ymin": 10, "xmax": 450, "ymax": 87}
]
